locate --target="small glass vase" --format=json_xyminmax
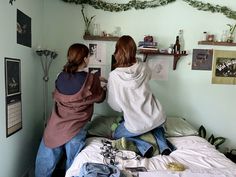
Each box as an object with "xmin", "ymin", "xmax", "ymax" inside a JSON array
[{"xmin": 227, "ymin": 33, "xmax": 234, "ymax": 43}]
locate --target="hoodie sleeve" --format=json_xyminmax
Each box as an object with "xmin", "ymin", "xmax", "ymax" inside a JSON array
[{"xmin": 107, "ymin": 72, "xmax": 122, "ymax": 112}]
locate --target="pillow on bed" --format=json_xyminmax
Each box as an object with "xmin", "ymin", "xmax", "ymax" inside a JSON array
[
  {"xmin": 87, "ymin": 115, "xmax": 198, "ymax": 138},
  {"xmin": 164, "ymin": 116, "xmax": 198, "ymax": 137},
  {"xmin": 87, "ymin": 114, "xmax": 122, "ymax": 138}
]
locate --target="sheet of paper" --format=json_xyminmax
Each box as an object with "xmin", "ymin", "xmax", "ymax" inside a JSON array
[{"xmin": 148, "ymin": 59, "xmax": 169, "ymax": 80}]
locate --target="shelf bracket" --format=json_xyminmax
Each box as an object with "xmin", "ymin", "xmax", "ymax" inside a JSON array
[{"xmin": 173, "ymin": 54, "xmax": 181, "ymax": 70}]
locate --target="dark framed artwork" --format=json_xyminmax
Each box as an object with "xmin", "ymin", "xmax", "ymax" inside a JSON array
[
  {"xmin": 212, "ymin": 50, "xmax": 236, "ymax": 85},
  {"xmin": 17, "ymin": 9, "xmax": 32, "ymax": 48},
  {"xmin": 192, "ymin": 49, "xmax": 213, "ymax": 70},
  {"xmin": 5, "ymin": 58, "xmax": 22, "ymax": 137},
  {"xmin": 5, "ymin": 58, "xmax": 21, "ymax": 96}
]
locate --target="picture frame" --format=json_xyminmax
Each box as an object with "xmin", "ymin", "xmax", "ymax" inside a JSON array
[
  {"xmin": 5, "ymin": 58, "xmax": 22, "ymax": 137},
  {"xmin": 192, "ymin": 49, "xmax": 213, "ymax": 70},
  {"xmin": 5, "ymin": 58, "xmax": 21, "ymax": 96},
  {"xmin": 17, "ymin": 9, "xmax": 32, "ymax": 48},
  {"xmin": 212, "ymin": 50, "xmax": 236, "ymax": 85}
]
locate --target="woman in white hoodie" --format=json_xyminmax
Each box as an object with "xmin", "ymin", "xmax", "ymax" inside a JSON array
[{"xmin": 107, "ymin": 35, "xmax": 175, "ymax": 157}]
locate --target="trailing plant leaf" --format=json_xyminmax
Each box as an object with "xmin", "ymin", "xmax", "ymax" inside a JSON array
[
  {"xmin": 213, "ymin": 137, "xmax": 226, "ymax": 149},
  {"xmin": 198, "ymin": 125, "xmax": 206, "ymax": 138},
  {"xmin": 208, "ymin": 134, "xmax": 215, "ymax": 145},
  {"xmin": 61, "ymin": 0, "xmax": 236, "ymax": 20}
]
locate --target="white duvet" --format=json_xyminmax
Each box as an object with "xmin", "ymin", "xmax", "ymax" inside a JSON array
[{"xmin": 66, "ymin": 136, "xmax": 236, "ymax": 177}]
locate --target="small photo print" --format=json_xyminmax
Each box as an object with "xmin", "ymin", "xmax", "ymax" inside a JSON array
[
  {"xmin": 88, "ymin": 67, "xmax": 101, "ymax": 77},
  {"xmin": 192, "ymin": 49, "xmax": 213, "ymax": 70},
  {"xmin": 17, "ymin": 9, "xmax": 32, "ymax": 48}
]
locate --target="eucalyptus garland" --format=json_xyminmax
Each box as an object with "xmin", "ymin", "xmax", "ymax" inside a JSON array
[{"xmin": 61, "ymin": 0, "xmax": 236, "ymax": 20}]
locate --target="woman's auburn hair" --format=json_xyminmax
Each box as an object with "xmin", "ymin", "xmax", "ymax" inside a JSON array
[
  {"xmin": 114, "ymin": 35, "xmax": 137, "ymax": 68},
  {"xmin": 63, "ymin": 43, "xmax": 89, "ymax": 74}
]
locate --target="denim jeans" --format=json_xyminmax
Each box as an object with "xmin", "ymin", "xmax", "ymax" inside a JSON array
[
  {"xmin": 35, "ymin": 127, "xmax": 87, "ymax": 177},
  {"xmin": 113, "ymin": 121, "xmax": 172, "ymax": 156},
  {"xmin": 75, "ymin": 162, "xmax": 120, "ymax": 177}
]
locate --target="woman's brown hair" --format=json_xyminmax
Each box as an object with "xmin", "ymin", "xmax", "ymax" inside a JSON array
[
  {"xmin": 113, "ymin": 35, "xmax": 137, "ymax": 68},
  {"xmin": 63, "ymin": 43, "xmax": 89, "ymax": 74}
]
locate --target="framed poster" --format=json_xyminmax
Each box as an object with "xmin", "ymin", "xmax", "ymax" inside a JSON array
[
  {"xmin": 5, "ymin": 58, "xmax": 21, "ymax": 96},
  {"xmin": 17, "ymin": 9, "xmax": 32, "ymax": 48},
  {"xmin": 192, "ymin": 49, "xmax": 213, "ymax": 70},
  {"xmin": 212, "ymin": 50, "xmax": 236, "ymax": 85},
  {"xmin": 5, "ymin": 58, "xmax": 22, "ymax": 137}
]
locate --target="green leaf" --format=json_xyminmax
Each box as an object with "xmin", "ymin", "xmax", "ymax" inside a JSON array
[
  {"xmin": 208, "ymin": 134, "xmax": 215, "ymax": 144},
  {"xmin": 198, "ymin": 125, "xmax": 206, "ymax": 138},
  {"xmin": 213, "ymin": 137, "xmax": 226, "ymax": 149}
]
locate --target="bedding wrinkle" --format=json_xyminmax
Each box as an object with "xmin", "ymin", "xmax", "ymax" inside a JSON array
[{"xmin": 66, "ymin": 136, "xmax": 236, "ymax": 177}]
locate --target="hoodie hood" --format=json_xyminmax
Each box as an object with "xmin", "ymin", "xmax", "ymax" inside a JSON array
[{"xmin": 110, "ymin": 61, "xmax": 150, "ymax": 89}]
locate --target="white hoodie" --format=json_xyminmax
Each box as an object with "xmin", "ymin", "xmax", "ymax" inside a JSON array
[{"xmin": 107, "ymin": 61, "xmax": 166, "ymax": 134}]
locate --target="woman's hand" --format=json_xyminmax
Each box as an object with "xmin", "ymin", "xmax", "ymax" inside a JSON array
[{"xmin": 99, "ymin": 76, "xmax": 108, "ymax": 83}]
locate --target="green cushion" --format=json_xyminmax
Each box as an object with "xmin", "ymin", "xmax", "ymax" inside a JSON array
[
  {"xmin": 164, "ymin": 116, "xmax": 198, "ymax": 137},
  {"xmin": 87, "ymin": 115, "xmax": 122, "ymax": 138}
]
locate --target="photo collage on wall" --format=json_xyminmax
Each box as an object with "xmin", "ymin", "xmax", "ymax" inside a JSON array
[
  {"xmin": 87, "ymin": 41, "xmax": 106, "ymax": 79},
  {"xmin": 192, "ymin": 49, "xmax": 236, "ymax": 85}
]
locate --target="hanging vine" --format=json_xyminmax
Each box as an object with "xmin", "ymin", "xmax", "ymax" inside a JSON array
[{"xmin": 61, "ymin": 0, "xmax": 236, "ymax": 20}]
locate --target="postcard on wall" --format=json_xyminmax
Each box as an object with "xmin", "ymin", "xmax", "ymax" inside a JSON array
[
  {"xmin": 17, "ymin": 9, "xmax": 32, "ymax": 48},
  {"xmin": 148, "ymin": 59, "xmax": 169, "ymax": 80},
  {"xmin": 212, "ymin": 50, "xmax": 236, "ymax": 85},
  {"xmin": 88, "ymin": 42, "xmax": 106, "ymax": 65},
  {"xmin": 192, "ymin": 49, "xmax": 213, "ymax": 70},
  {"xmin": 88, "ymin": 65, "xmax": 106, "ymax": 77}
]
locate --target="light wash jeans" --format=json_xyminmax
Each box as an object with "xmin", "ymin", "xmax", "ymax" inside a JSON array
[
  {"xmin": 35, "ymin": 127, "xmax": 87, "ymax": 177},
  {"xmin": 75, "ymin": 162, "xmax": 121, "ymax": 177},
  {"xmin": 113, "ymin": 121, "xmax": 173, "ymax": 156}
]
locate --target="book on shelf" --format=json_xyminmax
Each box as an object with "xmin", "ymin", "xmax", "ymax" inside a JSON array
[
  {"xmin": 138, "ymin": 47, "xmax": 159, "ymax": 51},
  {"xmin": 138, "ymin": 41, "xmax": 158, "ymax": 47}
]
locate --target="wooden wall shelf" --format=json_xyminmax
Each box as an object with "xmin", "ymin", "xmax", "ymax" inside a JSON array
[
  {"xmin": 198, "ymin": 41, "xmax": 236, "ymax": 46},
  {"xmin": 83, "ymin": 34, "xmax": 119, "ymax": 41},
  {"xmin": 138, "ymin": 49, "xmax": 188, "ymax": 70}
]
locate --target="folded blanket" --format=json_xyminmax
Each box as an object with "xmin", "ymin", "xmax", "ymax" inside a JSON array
[{"xmin": 112, "ymin": 132, "xmax": 160, "ymax": 156}]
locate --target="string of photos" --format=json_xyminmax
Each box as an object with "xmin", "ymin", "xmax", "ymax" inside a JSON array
[{"xmin": 61, "ymin": 0, "xmax": 236, "ymax": 20}]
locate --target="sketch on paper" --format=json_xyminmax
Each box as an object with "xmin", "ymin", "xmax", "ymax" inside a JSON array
[
  {"xmin": 148, "ymin": 59, "xmax": 169, "ymax": 80},
  {"xmin": 88, "ymin": 42, "xmax": 106, "ymax": 65},
  {"xmin": 212, "ymin": 50, "xmax": 236, "ymax": 85}
]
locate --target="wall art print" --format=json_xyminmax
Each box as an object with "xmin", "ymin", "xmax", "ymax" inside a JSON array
[
  {"xmin": 5, "ymin": 58, "xmax": 22, "ymax": 137},
  {"xmin": 17, "ymin": 9, "xmax": 32, "ymax": 48},
  {"xmin": 212, "ymin": 50, "xmax": 236, "ymax": 85},
  {"xmin": 192, "ymin": 49, "xmax": 213, "ymax": 70}
]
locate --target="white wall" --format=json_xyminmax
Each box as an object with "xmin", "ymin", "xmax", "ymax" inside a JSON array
[
  {"xmin": 0, "ymin": 0, "xmax": 44, "ymax": 176},
  {"xmin": 43, "ymin": 0, "xmax": 236, "ymax": 151}
]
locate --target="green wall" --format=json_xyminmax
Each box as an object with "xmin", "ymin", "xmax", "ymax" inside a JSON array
[
  {"xmin": 1, "ymin": 0, "xmax": 236, "ymax": 176},
  {"xmin": 43, "ymin": 0, "xmax": 236, "ymax": 152},
  {"xmin": 0, "ymin": 0, "xmax": 44, "ymax": 177}
]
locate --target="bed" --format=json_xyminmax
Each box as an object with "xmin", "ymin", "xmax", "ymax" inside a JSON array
[{"xmin": 65, "ymin": 116, "xmax": 236, "ymax": 177}]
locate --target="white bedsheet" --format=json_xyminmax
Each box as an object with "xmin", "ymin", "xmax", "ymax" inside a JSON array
[{"xmin": 65, "ymin": 136, "xmax": 236, "ymax": 177}]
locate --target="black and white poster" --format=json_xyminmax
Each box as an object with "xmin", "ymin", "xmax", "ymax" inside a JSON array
[
  {"xmin": 17, "ymin": 9, "xmax": 32, "ymax": 48},
  {"xmin": 5, "ymin": 58, "xmax": 22, "ymax": 137}
]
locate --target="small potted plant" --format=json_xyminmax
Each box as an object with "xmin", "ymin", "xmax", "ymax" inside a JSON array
[
  {"xmin": 227, "ymin": 23, "xmax": 236, "ymax": 43},
  {"xmin": 81, "ymin": 5, "xmax": 95, "ymax": 36}
]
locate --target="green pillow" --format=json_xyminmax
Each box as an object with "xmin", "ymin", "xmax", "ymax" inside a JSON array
[
  {"xmin": 87, "ymin": 115, "xmax": 122, "ymax": 138},
  {"xmin": 164, "ymin": 116, "xmax": 198, "ymax": 137}
]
